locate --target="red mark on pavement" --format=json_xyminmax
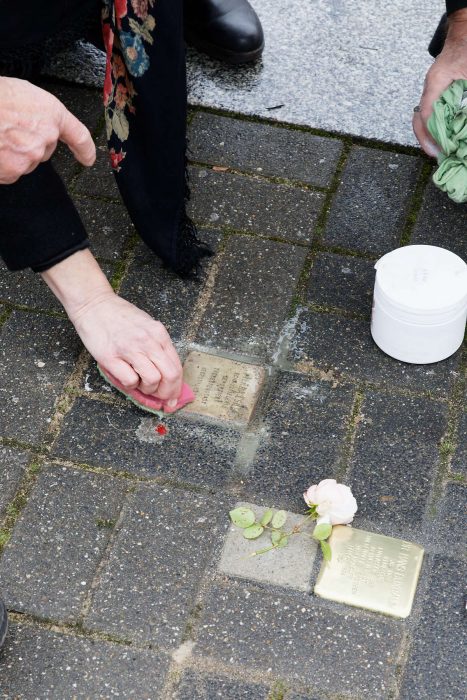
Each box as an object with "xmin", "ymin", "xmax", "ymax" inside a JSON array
[{"xmin": 156, "ymin": 424, "xmax": 167, "ymax": 436}]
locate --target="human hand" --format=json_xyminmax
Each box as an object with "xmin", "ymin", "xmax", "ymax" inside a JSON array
[
  {"xmin": 41, "ymin": 250, "xmax": 183, "ymax": 405},
  {"xmin": 413, "ymin": 9, "xmax": 467, "ymax": 157},
  {"xmin": 72, "ymin": 293, "xmax": 183, "ymax": 404},
  {"xmin": 0, "ymin": 77, "xmax": 96, "ymax": 184}
]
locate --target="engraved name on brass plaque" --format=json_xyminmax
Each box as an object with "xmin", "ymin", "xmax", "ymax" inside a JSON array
[
  {"xmin": 314, "ymin": 526, "xmax": 424, "ymax": 618},
  {"xmin": 182, "ymin": 351, "xmax": 265, "ymax": 423}
]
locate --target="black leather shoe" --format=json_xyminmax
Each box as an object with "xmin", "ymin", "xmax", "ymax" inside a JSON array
[
  {"xmin": 0, "ymin": 598, "xmax": 7, "ymax": 651},
  {"xmin": 184, "ymin": 0, "xmax": 264, "ymax": 64},
  {"xmin": 429, "ymin": 13, "xmax": 448, "ymax": 58}
]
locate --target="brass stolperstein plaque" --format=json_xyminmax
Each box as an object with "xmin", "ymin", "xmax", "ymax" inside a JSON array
[
  {"xmin": 314, "ymin": 526, "xmax": 424, "ymax": 618},
  {"xmin": 182, "ymin": 351, "xmax": 265, "ymax": 423}
]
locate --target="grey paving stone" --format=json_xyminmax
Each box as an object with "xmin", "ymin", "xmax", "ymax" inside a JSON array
[
  {"xmin": 52, "ymin": 142, "xmax": 85, "ymax": 183},
  {"xmin": 0, "ymin": 467, "xmax": 127, "ymax": 622},
  {"xmin": 73, "ymin": 133, "xmax": 121, "ymax": 200},
  {"xmin": 306, "ymin": 252, "xmax": 376, "ymax": 315},
  {"xmin": 432, "ymin": 484, "xmax": 466, "ymax": 556},
  {"xmin": 188, "ymin": 112, "xmax": 343, "ymax": 187},
  {"xmin": 172, "ymin": 669, "xmax": 269, "ymax": 700},
  {"xmin": 0, "ymin": 260, "xmax": 114, "ymax": 312},
  {"xmin": 411, "ymin": 180, "xmax": 467, "ymax": 261},
  {"xmin": 0, "ymin": 312, "xmax": 81, "ymax": 443},
  {"xmin": 399, "ymin": 556, "xmax": 467, "ymax": 700},
  {"xmin": 0, "ymin": 622, "xmax": 169, "ymax": 699},
  {"xmin": 195, "ymin": 582, "xmax": 403, "ymax": 697},
  {"xmin": 41, "ymin": 81, "xmax": 103, "ymax": 132},
  {"xmin": 350, "ymin": 392, "xmax": 447, "ymax": 530},
  {"xmin": 119, "ymin": 230, "xmax": 222, "ymax": 342},
  {"xmin": 87, "ymin": 485, "xmax": 224, "ymax": 647},
  {"xmin": 0, "ymin": 264, "xmax": 63, "ymax": 311},
  {"xmin": 241, "ymin": 373, "xmax": 354, "ymax": 511},
  {"xmin": 188, "ymin": 167, "xmax": 324, "ymax": 243},
  {"xmin": 286, "ymin": 694, "xmax": 322, "ymax": 700},
  {"xmin": 452, "ymin": 411, "xmax": 467, "ymax": 476},
  {"xmin": 0, "ymin": 447, "xmax": 30, "ymax": 520},
  {"xmin": 219, "ymin": 503, "xmax": 317, "ymax": 592},
  {"xmin": 52, "ymin": 397, "xmax": 239, "ymax": 488},
  {"xmin": 75, "ymin": 197, "xmax": 134, "ymax": 260},
  {"xmin": 196, "ymin": 236, "xmax": 307, "ymax": 358},
  {"xmin": 290, "ymin": 310, "xmax": 461, "ymax": 398},
  {"xmin": 323, "ymin": 147, "xmax": 421, "ymax": 254},
  {"xmin": 43, "ymin": 82, "xmax": 103, "ymax": 184}
]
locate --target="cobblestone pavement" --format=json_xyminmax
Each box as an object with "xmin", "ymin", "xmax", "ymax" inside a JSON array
[{"xmin": 0, "ymin": 80, "xmax": 465, "ymax": 700}]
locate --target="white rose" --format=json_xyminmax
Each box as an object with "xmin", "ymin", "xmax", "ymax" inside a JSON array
[{"xmin": 303, "ymin": 478, "xmax": 357, "ymax": 525}]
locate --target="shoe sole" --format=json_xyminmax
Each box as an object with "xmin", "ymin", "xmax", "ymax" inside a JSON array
[
  {"xmin": 185, "ymin": 31, "xmax": 264, "ymax": 64},
  {"xmin": 0, "ymin": 601, "xmax": 8, "ymax": 651}
]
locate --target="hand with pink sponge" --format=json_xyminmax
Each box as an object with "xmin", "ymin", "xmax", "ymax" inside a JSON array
[{"xmin": 98, "ymin": 365, "xmax": 195, "ymax": 416}]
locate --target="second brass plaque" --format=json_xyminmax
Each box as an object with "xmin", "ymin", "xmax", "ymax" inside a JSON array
[
  {"xmin": 182, "ymin": 351, "xmax": 265, "ymax": 423},
  {"xmin": 314, "ymin": 526, "xmax": 424, "ymax": 618}
]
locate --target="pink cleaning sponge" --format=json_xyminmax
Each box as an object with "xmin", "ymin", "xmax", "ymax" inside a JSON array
[{"xmin": 97, "ymin": 365, "xmax": 195, "ymax": 415}]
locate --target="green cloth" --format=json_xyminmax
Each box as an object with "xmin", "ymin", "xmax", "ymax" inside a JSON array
[{"xmin": 428, "ymin": 79, "xmax": 467, "ymax": 203}]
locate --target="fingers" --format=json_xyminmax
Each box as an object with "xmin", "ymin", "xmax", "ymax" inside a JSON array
[
  {"xmin": 146, "ymin": 348, "xmax": 183, "ymax": 402},
  {"xmin": 412, "ymin": 111, "xmax": 440, "ymax": 158},
  {"xmin": 58, "ymin": 106, "xmax": 96, "ymax": 167},
  {"xmin": 413, "ymin": 62, "xmax": 453, "ymax": 158},
  {"xmin": 111, "ymin": 344, "xmax": 182, "ymax": 402},
  {"xmin": 128, "ymin": 354, "xmax": 162, "ymax": 396},
  {"xmin": 104, "ymin": 357, "xmax": 140, "ymax": 392}
]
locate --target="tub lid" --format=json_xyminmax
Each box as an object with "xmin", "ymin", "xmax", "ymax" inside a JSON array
[{"xmin": 374, "ymin": 245, "xmax": 467, "ymax": 313}]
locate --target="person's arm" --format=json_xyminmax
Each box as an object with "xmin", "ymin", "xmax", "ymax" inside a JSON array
[
  {"xmin": 0, "ymin": 77, "xmax": 183, "ymax": 403},
  {"xmin": 413, "ymin": 8, "xmax": 467, "ymax": 156},
  {"xmin": 41, "ymin": 249, "xmax": 182, "ymax": 405}
]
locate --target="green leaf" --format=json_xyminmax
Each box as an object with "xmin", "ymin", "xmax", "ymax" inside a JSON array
[
  {"xmin": 243, "ymin": 524, "xmax": 264, "ymax": 540},
  {"xmin": 260, "ymin": 509, "xmax": 273, "ymax": 526},
  {"xmin": 321, "ymin": 540, "xmax": 332, "ymax": 562},
  {"xmin": 313, "ymin": 522, "xmax": 332, "ymax": 541},
  {"xmin": 276, "ymin": 535, "xmax": 289, "ymax": 549},
  {"xmin": 271, "ymin": 510, "xmax": 287, "ymax": 529},
  {"xmin": 112, "ymin": 109, "xmax": 129, "ymax": 142},
  {"xmin": 229, "ymin": 507, "xmax": 255, "ymax": 529},
  {"xmin": 271, "ymin": 530, "xmax": 282, "ymax": 546}
]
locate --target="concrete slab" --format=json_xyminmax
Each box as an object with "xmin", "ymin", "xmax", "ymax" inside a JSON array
[
  {"xmin": 52, "ymin": 397, "xmax": 240, "ymax": 488},
  {"xmin": 0, "ymin": 623, "xmax": 170, "ymax": 698},
  {"xmin": 290, "ymin": 309, "xmax": 462, "ymax": 399},
  {"xmin": 399, "ymin": 556, "xmax": 467, "ymax": 700},
  {"xmin": 350, "ymin": 392, "xmax": 447, "ymax": 530},
  {"xmin": 172, "ymin": 670, "xmax": 270, "ymax": 700},
  {"xmin": 0, "ymin": 467, "xmax": 127, "ymax": 622},
  {"xmin": 43, "ymin": 1, "xmax": 444, "ymax": 146},
  {"xmin": 195, "ymin": 582, "xmax": 404, "ymax": 697},
  {"xmin": 0, "ymin": 312, "xmax": 81, "ymax": 444},
  {"xmin": 186, "ymin": 0, "xmax": 443, "ymax": 146},
  {"xmin": 195, "ymin": 236, "xmax": 307, "ymax": 359},
  {"xmin": 241, "ymin": 372, "xmax": 354, "ymax": 511},
  {"xmin": 86, "ymin": 485, "xmax": 224, "ymax": 648},
  {"xmin": 219, "ymin": 502, "xmax": 317, "ymax": 591}
]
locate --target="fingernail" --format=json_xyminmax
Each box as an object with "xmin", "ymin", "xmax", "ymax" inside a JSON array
[
  {"xmin": 421, "ymin": 139, "xmax": 441, "ymax": 158},
  {"xmin": 167, "ymin": 399, "xmax": 178, "ymax": 408}
]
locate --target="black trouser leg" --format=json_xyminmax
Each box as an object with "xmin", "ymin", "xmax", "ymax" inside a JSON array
[{"xmin": 0, "ymin": 161, "xmax": 89, "ymax": 272}]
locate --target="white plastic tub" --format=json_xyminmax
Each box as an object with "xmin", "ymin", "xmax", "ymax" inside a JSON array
[{"xmin": 371, "ymin": 245, "xmax": 467, "ymax": 364}]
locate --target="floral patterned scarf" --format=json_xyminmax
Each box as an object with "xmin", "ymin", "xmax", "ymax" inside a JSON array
[{"xmin": 102, "ymin": 0, "xmax": 212, "ymax": 275}]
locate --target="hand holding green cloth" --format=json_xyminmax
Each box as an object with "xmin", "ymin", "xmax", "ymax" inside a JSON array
[{"xmin": 428, "ymin": 79, "xmax": 467, "ymax": 203}]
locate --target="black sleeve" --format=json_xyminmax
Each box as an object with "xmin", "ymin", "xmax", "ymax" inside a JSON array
[
  {"xmin": 447, "ymin": 1, "xmax": 467, "ymax": 14},
  {"xmin": 0, "ymin": 161, "xmax": 90, "ymax": 272}
]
